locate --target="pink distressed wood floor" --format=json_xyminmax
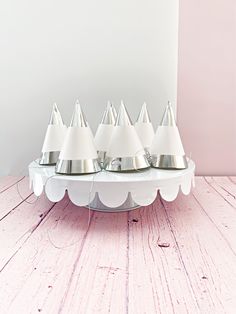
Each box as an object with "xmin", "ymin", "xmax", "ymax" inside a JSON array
[{"xmin": 0, "ymin": 176, "xmax": 236, "ymax": 314}]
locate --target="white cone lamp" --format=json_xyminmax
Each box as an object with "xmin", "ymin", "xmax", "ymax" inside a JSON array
[
  {"xmin": 94, "ymin": 101, "xmax": 116, "ymax": 164},
  {"xmin": 55, "ymin": 102, "xmax": 101, "ymax": 175},
  {"xmin": 150, "ymin": 102, "xmax": 188, "ymax": 169},
  {"xmin": 135, "ymin": 102, "xmax": 155, "ymax": 153},
  {"xmin": 39, "ymin": 103, "xmax": 67, "ymax": 165},
  {"xmin": 104, "ymin": 101, "xmax": 150, "ymax": 172}
]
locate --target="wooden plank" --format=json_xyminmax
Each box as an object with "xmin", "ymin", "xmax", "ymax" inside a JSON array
[
  {"xmin": 0, "ymin": 176, "xmax": 25, "ymax": 193},
  {"xmin": 0, "ymin": 200, "xmax": 95, "ymax": 313},
  {"xmin": 128, "ymin": 198, "xmax": 199, "ymax": 314},
  {"xmin": 193, "ymin": 177, "xmax": 236, "ymax": 251},
  {"xmin": 229, "ymin": 177, "xmax": 236, "ymax": 184},
  {"xmin": 0, "ymin": 177, "xmax": 33, "ymax": 221},
  {"xmin": 0, "ymin": 193, "xmax": 54, "ymax": 272},
  {"xmin": 160, "ymin": 182, "xmax": 236, "ymax": 314},
  {"xmin": 57, "ymin": 211, "xmax": 128, "ymax": 314},
  {"xmin": 204, "ymin": 177, "xmax": 236, "ymax": 209},
  {"xmin": 0, "ymin": 176, "xmax": 236, "ymax": 313}
]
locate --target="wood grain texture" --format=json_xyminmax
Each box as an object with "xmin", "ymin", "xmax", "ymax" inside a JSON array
[
  {"xmin": 128, "ymin": 200, "xmax": 199, "ymax": 314},
  {"xmin": 193, "ymin": 177, "xmax": 236, "ymax": 253},
  {"xmin": 205, "ymin": 176, "xmax": 236, "ymax": 210},
  {"xmin": 0, "ymin": 176, "xmax": 235, "ymax": 314},
  {"xmin": 0, "ymin": 176, "xmax": 25, "ymax": 193},
  {"xmin": 0, "ymin": 177, "xmax": 33, "ymax": 221},
  {"xmin": 160, "ymin": 193, "xmax": 236, "ymax": 314}
]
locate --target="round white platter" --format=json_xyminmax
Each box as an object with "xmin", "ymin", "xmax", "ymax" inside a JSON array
[
  {"xmin": 28, "ymin": 159, "xmax": 195, "ymax": 212},
  {"xmin": 29, "ymin": 160, "xmax": 195, "ymax": 212}
]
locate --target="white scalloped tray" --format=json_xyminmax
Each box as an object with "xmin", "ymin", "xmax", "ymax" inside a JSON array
[{"xmin": 28, "ymin": 159, "xmax": 195, "ymax": 212}]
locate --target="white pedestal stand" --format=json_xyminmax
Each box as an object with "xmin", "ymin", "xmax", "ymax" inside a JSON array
[{"xmin": 29, "ymin": 160, "xmax": 195, "ymax": 212}]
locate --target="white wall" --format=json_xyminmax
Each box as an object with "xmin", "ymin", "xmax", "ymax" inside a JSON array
[{"xmin": 0, "ymin": 0, "xmax": 179, "ymax": 175}]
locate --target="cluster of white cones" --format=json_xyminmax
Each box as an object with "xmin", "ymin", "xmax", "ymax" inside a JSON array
[{"xmin": 39, "ymin": 101, "xmax": 188, "ymax": 175}]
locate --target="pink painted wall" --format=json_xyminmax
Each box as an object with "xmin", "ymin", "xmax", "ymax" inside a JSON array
[{"xmin": 177, "ymin": 0, "xmax": 236, "ymax": 175}]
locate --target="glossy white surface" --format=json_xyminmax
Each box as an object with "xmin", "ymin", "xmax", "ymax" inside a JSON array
[{"xmin": 29, "ymin": 159, "xmax": 195, "ymax": 208}]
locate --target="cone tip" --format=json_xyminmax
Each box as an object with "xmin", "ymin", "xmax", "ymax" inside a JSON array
[
  {"xmin": 136, "ymin": 102, "xmax": 151, "ymax": 123},
  {"xmin": 119, "ymin": 100, "xmax": 127, "ymax": 113},
  {"xmin": 70, "ymin": 101, "xmax": 87, "ymax": 127},
  {"xmin": 110, "ymin": 102, "xmax": 117, "ymax": 118},
  {"xmin": 49, "ymin": 102, "xmax": 64, "ymax": 125},
  {"xmin": 116, "ymin": 101, "xmax": 132, "ymax": 126},
  {"xmin": 160, "ymin": 101, "xmax": 176, "ymax": 126},
  {"xmin": 52, "ymin": 103, "xmax": 60, "ymax": 115},
  {"xmin": 75, "ymin": 99, "xmax": 81, "ymax": 109},
  {"xmin": 75, "ymin": 101, "xmax": 84, "ymax": 118},
  {"xmin": 52, "ymin": 102, "xmax": 58, "ymax": 110},
  {"xmin": 120, "ymin": 100, "xmax": 125, "ymax": 107},
  {"xmin": 101, "ymin": 102, "xmax": 116, "ymax": 125},
  {"xmin": 106, "ymin": 100, "xmax": 112, "ymax": 110}
]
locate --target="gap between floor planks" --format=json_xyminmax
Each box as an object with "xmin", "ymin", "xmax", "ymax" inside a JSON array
[{"xmin": 0, "ymin": 176, "xmax": 235, "ymax": 314}]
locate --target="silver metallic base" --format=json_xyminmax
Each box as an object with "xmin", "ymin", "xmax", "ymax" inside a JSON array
[
  {"xmin": 144, "ymin": 148, "xmax": 152, "ymax": 164},
  {"xmin": 151, "ymin": 154, "xmax": 188, "ymax": 169},
  {"xmin": 104, "ymin": 154, "xmax": 150, "ymax": 172},
  {"xmin": 55, "ymin": 158, "xmax": 101, "ymax": 175},
  {"xmin": 86, "ymin": 193, "xmax": 140, "ymax": 212},
  {"xmin": 39, "ymin": 151, "xmax": 60, "ymax": 165},
  {"xmin": 97, "ymin": 151, "xmax": 107, "ymax": 167}
]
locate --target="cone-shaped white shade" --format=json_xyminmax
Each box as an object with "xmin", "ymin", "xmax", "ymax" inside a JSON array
[
  {"xmin": 42, "ymin": 104, "xmax": 67, "ymax": 153},
  {"xmin": 135, "ymin": 103, "xmax": 155, "ymax": 149},
  {"xmin": 151, "ymin": 102, "xmax": 187, "ymax": 169},
  {"xmin": 104, "ymin": 102, "xmax": 150, "ymax": 171},
  {"xmin": 59, "ymin": 128, "xmax": 98, "ymax": 160},
  {"xmin": 39, "ymin": 104, "xmax": 67, "ymax": 165},
  {"xmin": 41, "ymin": 103, "xmax": 66, "ymax": 153},
  {"xmin": 56, "ymin": 103, "xmax": 101, "ymax": 174},
  {"xmin": 72, "ymin": 100, "xmax": 94, "ymax": 137},
  {"xmin": 151, "ymin": 126, "xmax": 185, "ymax": 156},
  {"xmin": 106, "ymin": 126, "xmax": 145, "ymax": 158},
  {"xmin": 107, "ymin": 102, "xmax": 144, "ymax": 158},
  {"xmin": 41, "ymin": 125, "xmax": 67, "ymax": 153},
  {"xmin": 95, "ymin": 124, "xmax": 114, "ymax": 152},
  {"xmin": 59, "ymin": 103, "xmax": 98, "ymax": 160}
]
